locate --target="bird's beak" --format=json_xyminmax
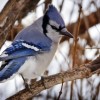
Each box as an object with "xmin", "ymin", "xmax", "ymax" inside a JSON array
[{"xmin": 60, "ymin": 28, "xmax": 73, "ymax": 38}]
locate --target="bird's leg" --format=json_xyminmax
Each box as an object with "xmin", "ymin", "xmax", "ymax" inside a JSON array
[
  {"xmin": 41, "ymin": 76, "xmax": 46, "ymax": 89},
  {"xmin": 20, "ymin": 74, "xmax": 32, "ymax": 93}
]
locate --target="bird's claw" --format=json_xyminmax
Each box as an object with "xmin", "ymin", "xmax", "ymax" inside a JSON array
[
  {"xmin": 20, "ymin": 74, "xmax": 32, "ymax": 93},
  {"xmin": 24, "ymin": 82, "xmax": 32, "ymax": 94},
  {"xmin": 41, "ymin": 76, "xmax": 46, "ymax": 89}
]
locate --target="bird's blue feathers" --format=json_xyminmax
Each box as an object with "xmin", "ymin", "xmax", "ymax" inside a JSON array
[
  {"xmin": 14, "ymin": 24, "xmax": 52, "ymax": 51},
  {"xmin": 0, "ymin": 57, "xmax": 26, "ymax": 81},
  {"xmin": 0, "ymin": 48, "xmax": 38, "ymax": 61},
  {"xmin": 46, "ymin": 5, "xmax": 65, "ymax": 27},
  {"xmin": 0, "ymin": 41, "xmax": 40, "ymax": 81},
  {"xmin": 4, "ymin": 40, "xmax": 41, "ymax": 54}
]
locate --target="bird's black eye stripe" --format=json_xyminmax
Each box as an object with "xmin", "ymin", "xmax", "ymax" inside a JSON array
[
  {"xmin": 50, "ymin": 25, "xmax": 60, "ymax": 32},
  {"xmin": 49, "ymin": 23, "xmax": 66, "ymax": 32},
  {"xmin": 42, "ymin": 13, "xmax": 49, "ymax": 36},
  {"xmin": 51, "ymin": 25, "xmax": 58, "ymax": 30}
]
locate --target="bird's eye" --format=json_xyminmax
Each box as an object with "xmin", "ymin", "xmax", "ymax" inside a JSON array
[
  {"xmin": 51, "ymin": 25, "xmax": 57, "ymax": 30},
  {"xmin": 59, "ymin": 26, "xmax": 65, "ymax": 31},
  {"xmin": 49, "ymin": 23, "xmax": 63, "ymax": 32},
  {"xmin": 59, "ymin": 26, "xmax": 62, "ymax": 30}
]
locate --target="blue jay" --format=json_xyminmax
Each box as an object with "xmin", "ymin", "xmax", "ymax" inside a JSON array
[{"xmin": 0, "ymin": 5, "xmax": 73, "ymax": 84}]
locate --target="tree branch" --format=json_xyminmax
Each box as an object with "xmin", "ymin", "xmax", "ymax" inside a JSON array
[
  {"xmin": 0, "ymin": 0, "xmax": 39, "ymax": 48},
  {"xmin": 7, "ymin": 56, "xmax": 100, "ymax": 100},
  {"xmin": 67, "ymin": 8, "xmax": 100, "ymax": 34}
]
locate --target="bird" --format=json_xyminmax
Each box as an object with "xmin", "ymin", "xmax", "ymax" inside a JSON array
[{"xmin": 0, "ymin": 5, "xmax": 73, "ymax": 85}]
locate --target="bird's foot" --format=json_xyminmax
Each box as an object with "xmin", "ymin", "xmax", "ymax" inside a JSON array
[
  {"xmin": 24, "ymin": 80, "xmax": 33, "ymax": 94},
  {"xmin": 20, "ymin": 74, "xmax": 32, "ymax": 94},
  {"xmin": 24, "ymin": 80, "xmax": 32, "ymax": 94},
  {"xmin": 41, "ymin": 76, "xmax": 46, "ymax": 89}
]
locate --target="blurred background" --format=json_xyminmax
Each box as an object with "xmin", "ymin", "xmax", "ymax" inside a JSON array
[{"xmin": 0, "ymin": 0, "xmax": 100, "ymax": 100}]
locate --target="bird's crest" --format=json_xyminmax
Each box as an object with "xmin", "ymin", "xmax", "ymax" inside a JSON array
[
  {"xmin": 45, "ymin": 4, "xmax": 65, "ymax": 27},
  {"xmin": 42, "ymin": 4, "xmax": 65, "ymax": 34}
]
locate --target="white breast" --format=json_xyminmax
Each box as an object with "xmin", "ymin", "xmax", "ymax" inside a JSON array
[{"xmin": 18, "ymin": 43, "xmax": 58, "ymax": 80}]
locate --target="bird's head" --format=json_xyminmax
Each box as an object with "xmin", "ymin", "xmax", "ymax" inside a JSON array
[{"xmin": 42, "ymin": 4, "xmax": 73, "ymax": 42}]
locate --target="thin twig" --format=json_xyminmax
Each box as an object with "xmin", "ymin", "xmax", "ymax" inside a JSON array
[{"xmin": 57, "ymin": 79, "xmax": 64, "ymax": 100}]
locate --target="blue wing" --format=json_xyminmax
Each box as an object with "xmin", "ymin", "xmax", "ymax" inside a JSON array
[
  {"xmin": 0, "ymin": 27, "xmax": 52, "ymax": 61},
  {"xmin": 0, "ymin": 41, "xmax": 40, "ymax": 81},
  {"xmin": 0, "ymin": 39, "xmax": 50, "ymax": 81},
  {"xmin": 0, "ymin": 40, "xmax": 42, "ymax": 61}
]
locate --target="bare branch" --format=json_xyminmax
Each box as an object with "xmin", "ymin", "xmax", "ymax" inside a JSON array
[
  {"xmin": 67, "ymin": 9, "xmax": 100, "ymax": 35},
  {"xmin": 7, "ymin": 56, "xmax": 100, "ymax": 100},
  {"xmin": 0, "ymin": 0, "xmax": 15, "ymax": 24},
  {"xmin": 0, "ymin": 0, "xmax": 39, "ymax": 48}
]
